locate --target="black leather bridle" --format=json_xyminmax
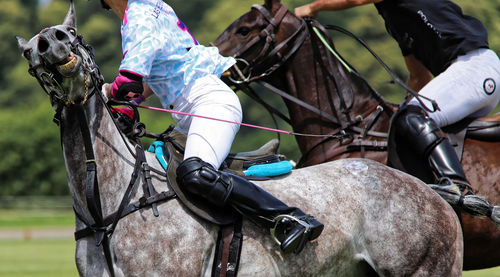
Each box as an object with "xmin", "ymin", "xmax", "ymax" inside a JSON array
[
  {"xmin": 32, "ymin": 34, "xmax": 176, "ymax": 277},
  {"xmin": 228, "ymin": 4, "xmax": 308, "ymax": 84},
  {"xmin": 225, "ymin": 5, "xmax": 390, "ymax": 138}
]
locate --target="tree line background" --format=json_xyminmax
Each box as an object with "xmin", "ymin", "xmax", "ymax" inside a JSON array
[{"xmin": 0, "ymin": 0, "xmax": 498, "ymax": 196}]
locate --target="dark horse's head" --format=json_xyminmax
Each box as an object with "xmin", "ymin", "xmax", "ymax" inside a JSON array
[
  {"xmin": 16, "ymin": 1, "xmax": 102, "ymax": 111},
  {"xmin": 214, "ymin": 0, "xmax": 306, "ymax": 83},
  {"xmin": 214, "ymin": 0, "xmax": 395, "ymax": 167}
]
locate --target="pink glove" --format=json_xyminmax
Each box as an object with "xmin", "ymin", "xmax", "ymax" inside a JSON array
[{"xmin": 111, "ymin": 71, "xmax": 144, "ymax": 101}]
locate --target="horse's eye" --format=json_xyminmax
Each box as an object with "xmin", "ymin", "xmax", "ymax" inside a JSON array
[
  {"xmin": 236, "ymin": 26, "xmax": 251, "ymax": 37},
  {"xmin": 68, "ymin": 28, "xmax": 76, "ymax": 36}
]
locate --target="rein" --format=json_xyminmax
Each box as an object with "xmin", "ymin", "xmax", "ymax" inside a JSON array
[
  {"xmin": 226, "ymin": 5, "xmax": 390, "ymax": 139},
  {"xmin": 228, "ymin": 4, "xmax": 308, "ymax": 84},
  {"xmin": 70, "ymin": 96, "xmax": 176, "ymax": 277},
  {"xmin": 34, "ymin": 36, "xmax": 177, "ymax": 277},
  {"xmin": 315, "ymin": 23, "xmax": 440, "ymax": 113}
]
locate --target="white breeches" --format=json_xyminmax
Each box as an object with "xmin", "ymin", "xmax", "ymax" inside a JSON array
[
  {"xmin": 409, "ymin": 48, "xmax": 500, "ymax": 127},
  {"xmin": 171, "ymin": 74, "xmax": 242, "ymax": 169}
]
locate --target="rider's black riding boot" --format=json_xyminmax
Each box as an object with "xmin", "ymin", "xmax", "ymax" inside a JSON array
[
  {"xmin": 176, "ymin": 157, "xmax": 324, "ymax": 254},
  {"xmin": 394, "ymin": 105, "xmax": 471, "ymax": 190}
]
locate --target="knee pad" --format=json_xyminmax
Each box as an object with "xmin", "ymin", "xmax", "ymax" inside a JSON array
[
  {"xmin": 392, "ymin": 105, "xmax": 446, "ymax": 157},
  {"xmin": 176, "ymin": 157, "xmax": 233, "ymax": 207},
  {"xmin": 388, "ymin": 105, "xmax": 449, "ymax": 183}
]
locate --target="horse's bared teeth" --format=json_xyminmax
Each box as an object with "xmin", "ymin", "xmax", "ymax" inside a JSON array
[{"xmin": 59, "ymin": 56, "xmax": 77, "ymax": 71}]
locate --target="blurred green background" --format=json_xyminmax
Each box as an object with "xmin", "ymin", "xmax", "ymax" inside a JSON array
[{"xmin": 1, "ymin": 0, "xmax": 499, "ymax": 275}]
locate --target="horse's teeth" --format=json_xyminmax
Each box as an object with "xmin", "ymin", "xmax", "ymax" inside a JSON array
[{"xmin": 59, "ymin": 56, "xmax": 77, "ymax": 70}]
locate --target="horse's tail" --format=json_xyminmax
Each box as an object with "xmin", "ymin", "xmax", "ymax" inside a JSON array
[{"xmin": 428, "ymin": 184, "xmax": 500, "ymax": 227}]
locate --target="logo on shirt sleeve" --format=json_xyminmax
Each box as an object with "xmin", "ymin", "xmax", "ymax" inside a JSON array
[{"xmin": 483, "ymin": 78, "xmax": 496, "ymax": 95}]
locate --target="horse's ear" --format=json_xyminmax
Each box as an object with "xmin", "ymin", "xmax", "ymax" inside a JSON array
[
  {"xmin": 16, "ymin": 36, "xmax": 29, "ymax": 53},
  {"xmin": 264, "ymin": 0, "xmax": 281, "ymax": 10},
  {"xmin": 63, "ymin": 0, "xmax": 77, "ymax": 28}
]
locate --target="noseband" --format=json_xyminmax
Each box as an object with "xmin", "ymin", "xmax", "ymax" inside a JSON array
[
  {"xmin": 229, "ymin": 4, "xmax": 308, "ymax": 84},
  {"xmin": 28, "ymin": 30, "xmax": 178, "ymax": 277},
  {"xmin": 29, "ymin": 33, "xmax": 103, "ymax": 109}
]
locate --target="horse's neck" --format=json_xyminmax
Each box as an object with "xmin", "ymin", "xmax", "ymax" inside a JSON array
[
  {"xmin": 60, "ymin": 95, "xmax": 135, "ymax": 217},
  {"xmin": 280, "ymin": 31, "xmax": 387, "ymax": 127}
]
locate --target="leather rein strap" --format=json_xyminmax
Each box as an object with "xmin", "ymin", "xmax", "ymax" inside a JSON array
[
  {"xmin": 230, "ymin": 5, "xmax": 308, "ymax": 83},
  {"xmin": 71, "ymin": 95, "xmax": 176, "ymax": 277},
  {"xmin": 228, "ymin": 5, "xmax": 389, "ymax": 140}
]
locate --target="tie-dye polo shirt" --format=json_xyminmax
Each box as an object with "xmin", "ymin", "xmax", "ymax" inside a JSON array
[{"xmin": 119, "ymin": 0, "xmax": 235, "ymax": 107}]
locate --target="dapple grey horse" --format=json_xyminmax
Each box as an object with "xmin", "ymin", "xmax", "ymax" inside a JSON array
[{"xmin": 16, "ymin": 2, "xmax": 463, "ymax": 276}]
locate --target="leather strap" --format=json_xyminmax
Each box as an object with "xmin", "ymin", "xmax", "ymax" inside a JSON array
[
  {"xmin": 233, "ymin": 5, "xmax": 290, "ymax": 66},
  {"xmin": 220, "ymin": 226, "xmax": 233, "ymax": 277},
  {"xmin": 211, "ymin": 219, "xmax": 243, "ymax": 277},
  {"xmin": 72, "ymin": 99, "xmax": 177, "ymax": 277},
  {"xmin": 74, "ymin": 103, "xmax": 115, "ymax": 277}
]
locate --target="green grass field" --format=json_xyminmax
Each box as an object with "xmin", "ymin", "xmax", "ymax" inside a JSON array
[
  {"xmin": 0, "ymin": 239, "xmax": 78, "ymax": 277},
  {"xmin": 1, "ymin": 209, "xmax": 499, "ymax": 276},
  {"xmin": 0, "ymin": 209, "xmax": 74, "ymax": 229}
]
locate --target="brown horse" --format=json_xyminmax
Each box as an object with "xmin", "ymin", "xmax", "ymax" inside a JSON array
[
  {"xmin": 214, "ymin": 0, "xmax": 500, "ymax": 270},
  {"xmin": 16, "ymin": 2, "xmax": 467, "ymax": 276}
]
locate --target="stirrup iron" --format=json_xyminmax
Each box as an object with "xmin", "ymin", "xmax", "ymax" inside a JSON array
[{"xmin": 270, "ymin": 214, "xmax": 311, "ymax": 245}]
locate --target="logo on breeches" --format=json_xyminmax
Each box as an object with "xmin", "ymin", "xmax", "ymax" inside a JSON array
[{"xmin": 483, "ymin": 78, "xmax": 496, "ymax": 95}]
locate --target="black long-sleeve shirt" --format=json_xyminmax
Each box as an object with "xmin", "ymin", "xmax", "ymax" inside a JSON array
[{"xmin": 375, "ymin": 0, "xmax": 489, "ymax": 75}]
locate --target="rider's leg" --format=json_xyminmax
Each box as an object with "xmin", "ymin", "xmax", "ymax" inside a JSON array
[
  {"xmin": 174, "ymin": 75, "xmax": 324, "ymax": 254},
  {"xmin": 393, "ymin": 105, "xmax": 469, "ymax": 188},
  {"xmin": 407, "ymin": 48, "xmax": 500, "ymax": 127},
  {"xmin": 403, "ymin": 48, "xmax": 500, "ymax": 189},
  {"xmin": 176, "ymin": 157, "xmax": 324, "ymax": 254}
]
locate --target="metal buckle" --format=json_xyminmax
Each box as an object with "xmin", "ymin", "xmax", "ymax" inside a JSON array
[
  {"xmin": 228, "ymin": 58, "xmax": 252, "ymax": 84},
  {"xmin": 269, "ymin": 214, "xmax": 311, "ymax": 245}
]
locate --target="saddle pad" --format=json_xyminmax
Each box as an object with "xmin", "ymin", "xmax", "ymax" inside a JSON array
[
  {"xmin": 243, "ymin": 161, "xmax": 293, "ymax": 177},
  {"xmin": 148, "ymin": 141, "xmax": 293, "ymax": 177}
]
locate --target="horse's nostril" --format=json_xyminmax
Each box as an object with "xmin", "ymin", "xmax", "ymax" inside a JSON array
[
  {"xmin": 55, "ymin": 30, "xmax": 68, "ymax": 41},
  {"xmin": 38, "ymin": 38, "xmax": 49, "ymax": 53}
]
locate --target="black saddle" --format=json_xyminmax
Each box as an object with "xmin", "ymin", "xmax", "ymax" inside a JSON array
[
  {"xmin": 462, "ymin": 114, "xmax": 500, "ymax": 142},
  {"xmin": 443, "ymin": 113, "xmax": 500, "ymax": 159},
  {"xmin": 157, "ymin": 129, "xmax": 285, "ymax": 225}
]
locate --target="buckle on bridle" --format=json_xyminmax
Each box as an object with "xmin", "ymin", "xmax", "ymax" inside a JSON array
[{"xmin": 228, "ymin": 58, "xmax": 252, "ymax": 84}]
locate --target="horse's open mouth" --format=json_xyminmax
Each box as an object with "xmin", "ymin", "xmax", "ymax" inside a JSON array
[
  {"xmin": 57, "ymin": 52, "xmax": 81, "ymax": 76},
  {"xmin": 59, "ymin": 53, "xmax": 77, "ymax": 71}
]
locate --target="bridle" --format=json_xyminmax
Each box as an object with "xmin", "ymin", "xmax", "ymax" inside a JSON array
[
  {"xmin": 228, "ymin": 4, "xmax": 308, "ymax": 84},
  {"xmin": 224, "ymin": 4, "xmax": 391, "ymax": 164},
  {"xmin": 29, "ymin": 31, "xmax": 176, "ymax": 277},
  {"xmin": 28, "ymin": 33, "xmax": 100, "ymax": 110}
]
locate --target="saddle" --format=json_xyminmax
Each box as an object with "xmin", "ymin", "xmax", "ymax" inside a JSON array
[
  {"xmin": 147, "ymin": 128, "xmax": 294, "ymax": 277},
  {"xmin": 442, "ymin": 113, "xmax": 500, "ymax": 159},
  {"xmin": 160, "ymin": 128, "xmax": 290, "ymax": 178},
  {"xmin": 148, "ymin": 127, "xmax": 292, "ymax": 225},
  {"xmin": 388, "ymin": 112, "xmax": 500, "ymax": 182},
  {"xmin": 460, "ymin": 113, "xmax": 500, "ymax": 141}
]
